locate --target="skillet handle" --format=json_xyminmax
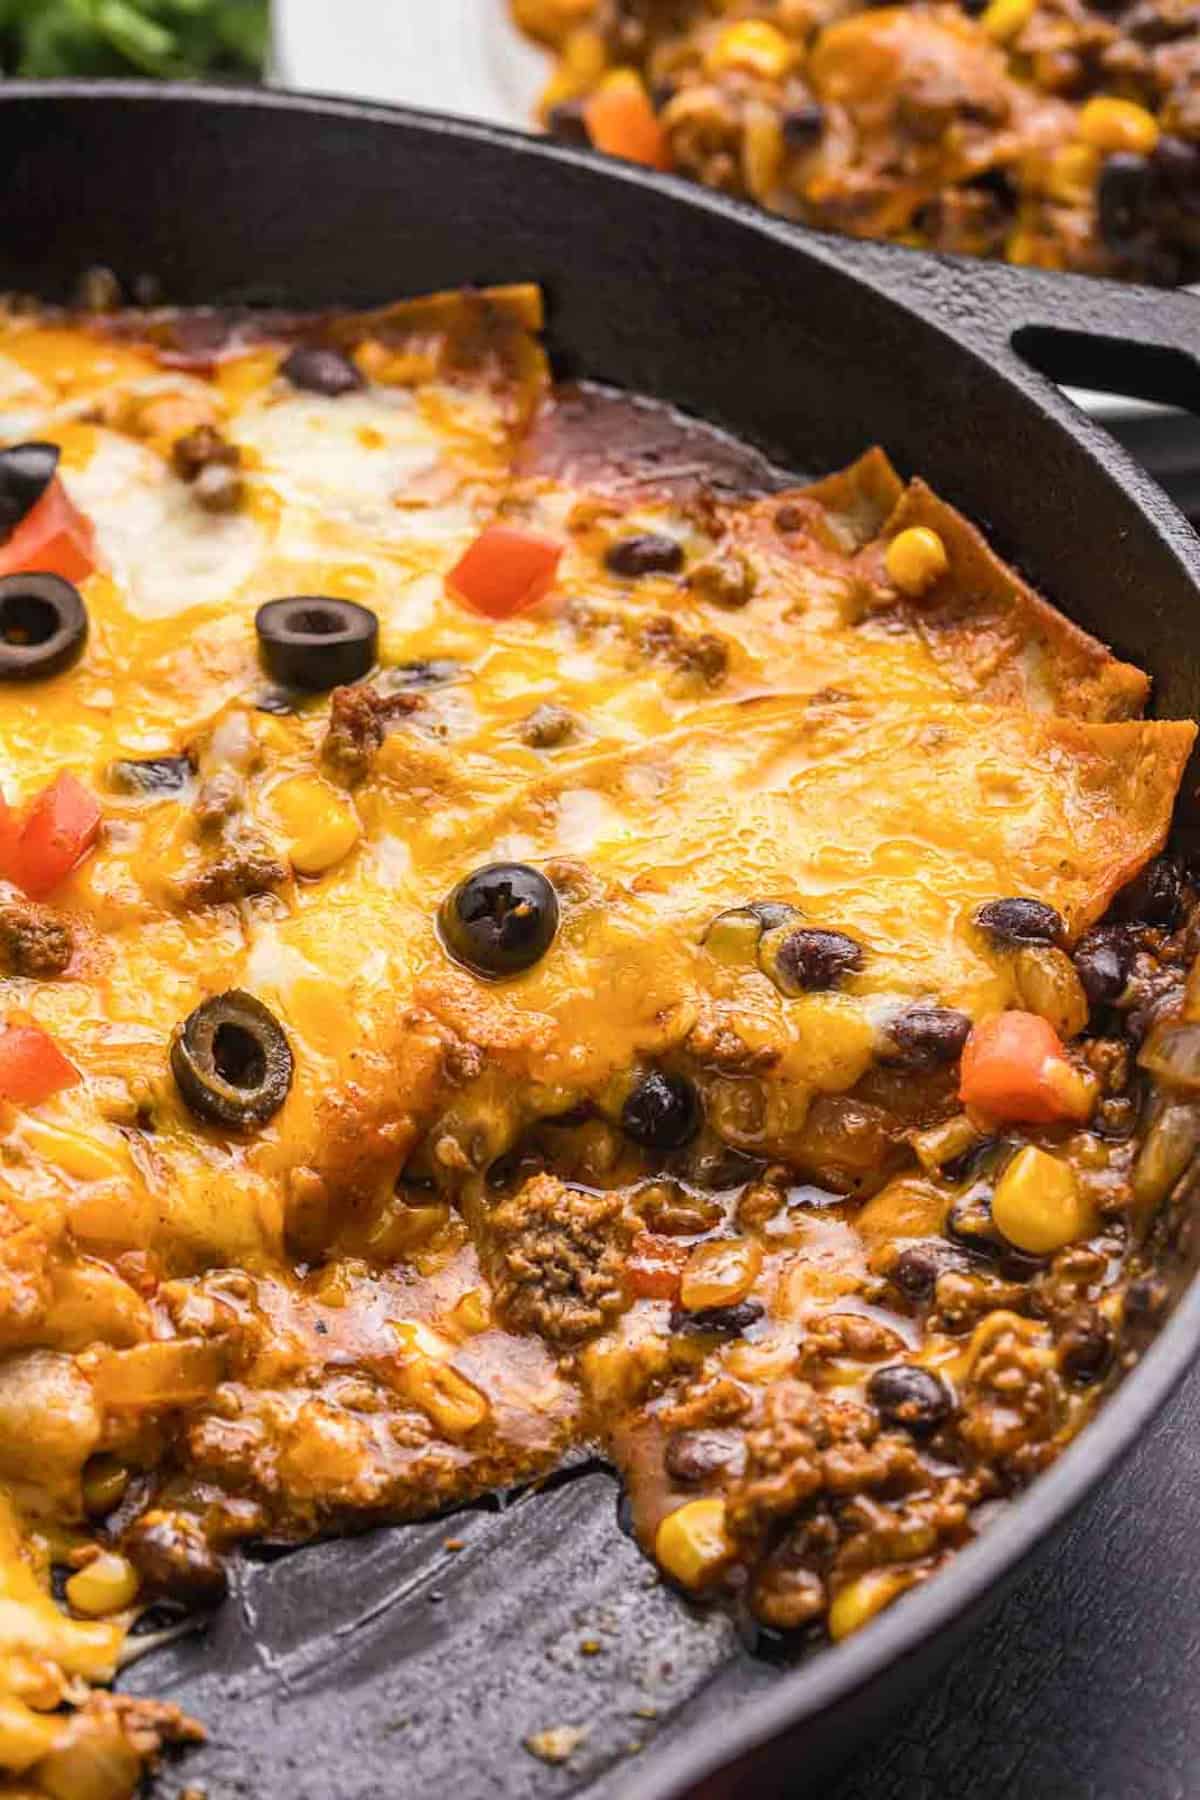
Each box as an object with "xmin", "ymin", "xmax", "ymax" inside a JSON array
[{"xmin": 815, "ymin": 239, "xmax": 1200, "ymax": 414}]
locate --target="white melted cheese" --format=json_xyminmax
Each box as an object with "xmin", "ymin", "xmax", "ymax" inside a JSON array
[
  {"xmin": 67, "ymin": 437, "xmax": 264, "ymax": 619},
  {"xmin": 237, "ymin": 387, "xmax": 462, "ymax": 523}
]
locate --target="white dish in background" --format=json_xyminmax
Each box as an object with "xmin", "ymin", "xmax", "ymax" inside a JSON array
[
  {"xmin": 273, "ymin": 0, "xmax": 1200, "ymax": 517},
  {"xmin": 273, "ymin": 0, "xmax": 546, "ymax": 125}
]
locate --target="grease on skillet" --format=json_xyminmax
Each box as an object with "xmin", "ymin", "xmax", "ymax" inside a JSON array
[{"xmin": 0, "ymin": 280, "xmax": 1192, "ymax": 1795}]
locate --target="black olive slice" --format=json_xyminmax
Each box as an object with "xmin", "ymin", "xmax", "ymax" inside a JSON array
[
  {"xmin": 0, "ymin": 442, "xmax": 59, "ymax": 539},
  {"xmin": 170, "ymin": 990, "xmax": 293, "ymax": 1129},
  {"xmin": 255, "ymin": 596, "xmax": 378, "ymax": 692},
  {"xmin": 0, "ymin": 573, "xmax": 88, "ymax": 681},
  {"xmin": 440, "ymin": 862, "xmax": 559, "ymax": 977},
  {"xmin": 279, "ymin": 346, "xmax": 364, "ymax": 397},
  {"xmin": 108, "ymin": 754, "xmax": 195, "ymax": 797}
]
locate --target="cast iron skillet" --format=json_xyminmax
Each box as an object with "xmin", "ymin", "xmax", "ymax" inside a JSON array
[{"xmin": 4, "ymin": 81, "xmax": 1200, "ymax": 1800}]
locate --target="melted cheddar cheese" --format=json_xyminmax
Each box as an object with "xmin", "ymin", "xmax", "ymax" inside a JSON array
[{"xmin": 0, "ymin": 286, "xmax": 1190, "ymax": 1795}]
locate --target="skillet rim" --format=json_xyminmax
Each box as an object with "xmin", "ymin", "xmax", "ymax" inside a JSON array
[{"xmin": 2, "ymin": 77, "xmax": 1199, "ymax": 1800}]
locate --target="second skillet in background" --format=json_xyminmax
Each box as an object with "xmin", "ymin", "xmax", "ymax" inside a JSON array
[{"xmin": 271, "ymin": 0, "xmax": 1200, "ymax": 524}]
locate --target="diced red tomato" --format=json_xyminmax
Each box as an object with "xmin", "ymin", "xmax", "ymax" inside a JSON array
[
  {"xmin": 446, "ymin": 523, "xmax": 564, "ymax": 620},
  {"xmin": 627, "ymin": 1232, "xmax": 689, "ymax": 1301},
  {"xmin": 4, "ymin": 773, "xmax": 101, "ymax": 899},
  {"xmin": 0, "ymin": 1020, "xmax": 78, "ymax": 1105},
  {"xmin": 959, "ymin": 1010, "xmax": 1092, "ymax": 1125},
  {"xmin": 0, "ymin": 792, "xmax": 19, "ymax": 872},
  {"xmin": 584, "ymin": 79, "xmax": 671, "ymax": 171},
  {"xmin": 0, "ymin": 479, "xmax": 97, "ymax": 584}
]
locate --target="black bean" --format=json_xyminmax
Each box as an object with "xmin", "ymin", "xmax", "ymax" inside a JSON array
[
  {"xmin": 255, "ymin": 686, "xmax": 301, "ymax": 716},
  {"xmin": 781, "ymin": 102, "xmax": 825, "ymax": 147},
  {"xmin": 669, "ymin": 1300, "xmax": 764, "ymax": 1335},
  {"xmin": 1059, "ymin": 1313, "xmax": 1114, "ymax": 1385},
  {"xmin": 1124, "ymin": 1274, "xmax": 1170, "ymax": 1324},
  {"xmin": 765, "ymin": 927, "xmax": 863, "ymax": 993},
  {"xmin": 378, "ymin": 658, "xmax": 462, "ymax": 691},
  {"xmin": 893, "ymin": 1241, "xmax": 965, "ymax": 1299},
  {"xmin": 622, "ymin": 1070, "xmax": 702, "ymax": 1150},
  {"xmin": 866, "ymin": 1363, "xmax": 953, "ymax": 1435},
  {"xmin": 1112, "ymin": 854, "xmax": 1183, "ymax": 928},
  {"xmin": 946, "ymin": 1189, "xmax": 1002, "ymax": 1251},
  {"xmin": 1072, "ymin": 924, "xmax": 1135, "ymax": 1007},
  {"xmin": 605, "ymin": 533, "xmax": 685, "ymax": 578},
  {"xmin": 1098, "ymin": 153, "xmax": 1153, "ymax": 250},
  {"xmin": 280, "ymin": 345, "xmax": 365, "ymax": 398},
  {"xmin": 886, "ymin": 1006, "xmax": 972, "ymax": 1069},
  {"xmin": 108, "ymin": 754, "xmax": 194, "ymax": 797},
  {"xmin": 1152, "ymin": 136, "xmax": 1200, "ymax": 208},
  {"xmin": 547, "ymin": 100, "xmax": 591, "ymax": 148},
  {"xmin": 123, "ymin": 1510, "xmax": 227, "ymax": 1605},
  {"xmin": 974, "ymin": 897, "xmax": 1064, "ymax": 945},
  {"xmin": 664, "ymin": 1428, "xmax": 746, "ymax": 1485}
]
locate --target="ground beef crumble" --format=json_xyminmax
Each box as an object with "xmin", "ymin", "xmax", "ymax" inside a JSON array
[
  {"xmin": 0, "ymin": 886, "xmax": 73, "ymax": 976},
  {"xmin": 487, "ymin": 1172, "xmax": 637, "ymax": 1343}
]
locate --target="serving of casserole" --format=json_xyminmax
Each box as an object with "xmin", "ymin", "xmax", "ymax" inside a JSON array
[{"xmin": 514, "ymin": 0, "xmax": 1199, "ymax": 281}]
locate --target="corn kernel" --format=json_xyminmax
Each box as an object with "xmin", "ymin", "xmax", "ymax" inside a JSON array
[
  {"xmin": 454, "ymin": 1288, "xmax": 492, "ymax": 1335},
  {"xmin": 513, "ymin": 0, "xmax": 595, "ymax": 45},
  {"xmin": 1043, "ymin": 142, "xmax": 1099, "ymax": 207},
  {"xmin": 0, "ymin": 1652, "xmax": 65, "ymax": 1712},
  {"xmin": 268, "ymin": 775, "xmax": 360, "ymax": 877},
  {"xmin": 679, "ymin": 1237, "xmax": 762, "ymax": 1311},
  {"xmin": 1077, "ymin": 96, "xmax": 1160, "ymax": 156},
  {"xmin": 980, "ymin": 0, "xmax": 1034, "ymax": 42},
  {"xmin": 65, "ymin": 1551, "xmax": 139, "ymax": 1618},
  {"xmin": 828, "ymin": 1568, "xmax": 910, "ymax": 1641},
  {"xmin": 402, "ymin": 1359, "xmax": 490, "ymax": 1438},
  {"xmin": 991, "ymin": 1144, "xmax": 1090, "ymax": 1254},
  {"xmin": 885, "ymin": 526, "xmax": 949, "ymax": 597},
  {"xmin": 0, "ymin": 1693, "xmax": 63, "ymax": 1771},
  {"xmin": 1041, "ymin": 1057, "xmax": 1097, "ymax": 1120},
  {"xmin": 655, "ymin": 1499, "xmax": 734, "ymax": 1590},
  {"xmin": 707, "ymin": 20, "xmax": 794, "ymax": 80},
  {"xmin": 1005, "ymin": 228, "xmax": 1044, "ymax": 268},
  {"xmin": 563, "ymin": 27, "xmax": 608, "ymax": 83},
  {"xmin": 742, "ymin": 99, "xmax": 786, "ymax": 201},
  {"xmin": 19, "ymin": 1120, "xmax": 127, "ymax": 1183}
]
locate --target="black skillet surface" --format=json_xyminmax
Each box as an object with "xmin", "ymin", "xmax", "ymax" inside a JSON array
[{"xmin": 3, "ymin": 81, "xmax": 1200, "ymax": 1800}]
